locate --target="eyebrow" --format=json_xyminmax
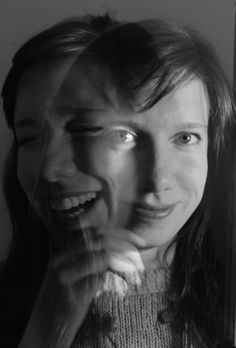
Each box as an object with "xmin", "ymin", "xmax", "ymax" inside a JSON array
[
  {"xmin": 173, "ymin": 122, "xmax": 208, "ymax": 129},
  {"xmin": 103, "ymin": 122, "xmax": 209, "ymax": 134},
  {"xmin": 67, "ymin": 115, "xmax": 209, "ymax": 131},
  {"xmin": 14, "ymin": 108, "xmax": 105, "ymax": 132},
  {"xmin": 87, "ymin": 120, "xmax": 208, "ymax": 129},
  {"xmin": 59, "ymin": 106, "xmax": 105, "ymax": 117},
  {"xmin": 67, "ymin": 118, "xmax": 144, "ymax": 131}
]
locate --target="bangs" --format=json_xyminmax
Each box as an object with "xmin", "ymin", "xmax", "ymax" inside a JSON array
[
  {"xmin": 74, "ymin": 19, "xmax": 234, "ymax": 154},
  {"xmin": 76, "ymin": 21, "xmax": 203, "ymax": 112},
  {"xmin": 2, "ymin": 16, "xmax": 234, "ymax": 154}
]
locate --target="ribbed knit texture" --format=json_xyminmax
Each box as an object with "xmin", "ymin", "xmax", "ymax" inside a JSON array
[{"xmin": 72, "ymin": 268, "xmax": 183, "ymax": 347}]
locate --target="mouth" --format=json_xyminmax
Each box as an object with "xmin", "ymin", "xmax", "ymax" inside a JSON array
[
  {"xmin": 133, "ymin": 202, "xmax": 177, "ymax": 220},
  {"xmin": 49, "ymin": 191, "xmax": 100, "ymax": 218}
]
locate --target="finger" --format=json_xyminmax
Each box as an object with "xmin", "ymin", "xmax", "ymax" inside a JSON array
[
  {"xmin": 52, "ymin": 245, "xmax": 105, "ymax": 271},
  {"xmin": 107, "ymin": 240, "xmax": 145, "ymax": 273},
  {"xmin": 58, "ymin": 250, "xmax": 107, "ymax": 284},
  {"xmin": 73, "ymin": 274, "xmax": 105, "ymax": 305},
  {"xmin": 52, "ymin": 232, "xmax": 106, "ymax": 267},
  {"xmin": 74, "ymin": 274, "xmax": 99, "ymax": 298},
  {"xmin": 82, "ymin": 226, "xmax": 101, "ymax": 253}
]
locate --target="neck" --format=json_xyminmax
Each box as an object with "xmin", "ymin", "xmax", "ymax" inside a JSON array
[{"xmin": 140, "ymin": 242, "xmax": 176, "ymax": 271}]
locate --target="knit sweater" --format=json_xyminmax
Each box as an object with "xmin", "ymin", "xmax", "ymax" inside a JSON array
[{"xmin": 72, "ymin": 268, "xmax": 184, "ymax": 347}]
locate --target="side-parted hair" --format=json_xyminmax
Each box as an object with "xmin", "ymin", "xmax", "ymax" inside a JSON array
[{"xmin": 1, "ymin": 14, "xmax": 235, "ymax": 347}]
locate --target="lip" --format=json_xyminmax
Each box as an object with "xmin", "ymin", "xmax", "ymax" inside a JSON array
[
  {"xmin": 47, "ymin": 191, "xmax": 104, "ymax": 230},
  {"xmin": 48, "ymin": 190, "xmax": 101, "ymax": 201},
  {"xmin": 133, "ymin": 202, "xmax": 177, "ymax": 220},
  {"xmin": 48, "ymin": 190, "xmax": 101, "ymax": 214}
]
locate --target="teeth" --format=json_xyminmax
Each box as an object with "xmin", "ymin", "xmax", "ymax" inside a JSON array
[{"xmin": 50, "ymin": 192, "xmax": 97, "ymax": 211}]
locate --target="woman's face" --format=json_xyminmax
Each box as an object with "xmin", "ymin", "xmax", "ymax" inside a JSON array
[{"xmin": 14, "ymin": 58, "xmax": 209, "ymax": 250}]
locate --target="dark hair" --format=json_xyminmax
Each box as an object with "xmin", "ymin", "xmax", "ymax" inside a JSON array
[
  {"xmin": 1, "ymin": 14, "xmax": 234, "ymax": 347},
  {"xmin": 0, "ymin": 14, "xmax": 120, "ymax": 346},
  {"xmin": 70, "ymin": 19, "xmax": 235, "ymax": 346},
  {"xmin": 78, "ymin": 19, "xmax": 233, "ymax": 154}
]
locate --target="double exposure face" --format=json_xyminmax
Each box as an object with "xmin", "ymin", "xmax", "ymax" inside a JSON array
[{"xmin": 15, "ymin": 58, "xmax": 208, "ymax": 253}]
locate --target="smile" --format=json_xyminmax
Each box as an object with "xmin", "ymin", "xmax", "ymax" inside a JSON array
[
  {"xmin": 133, "ymin": 203, "xmax": 177, "ymax": 220},
  {"xmin": 49, "ymin": 192, "xmax": 99, "ymax": 217}
]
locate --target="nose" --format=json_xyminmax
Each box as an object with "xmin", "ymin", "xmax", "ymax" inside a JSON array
[
  {"xmin": 142, "ymin": 139, "xmax": 176, "ymax": 193},
  {"xmin": 42, "ymin": 137, "xmax": 78, "ymax": 182}
]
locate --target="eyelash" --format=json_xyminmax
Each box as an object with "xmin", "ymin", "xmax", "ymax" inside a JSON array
[
  {"xmin": 174, "ymin": 132, "xmax": 202, "ymax": 145},
  {"xmin": 106, "ymin": 129, "xmax": 137, "ymax": 143},
  {"xmin": 73, "ymin": 127, "xmax": 138, "ymax": 148},
  {"xmin": 18, "ymin": 130, "xmax": 202, "ymax": 151}
]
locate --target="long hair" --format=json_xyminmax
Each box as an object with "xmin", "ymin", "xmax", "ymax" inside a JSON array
[
  {"xmin": 72, "ymin": 19, "xmax": 235, "ymax": 346},
  {"xmin": 1, "ymin": 15, "xmax": 235, "ymax": 347},
  {"xmin": 0, "ymin": 14, "xmax": 120, "ymax": 346}
]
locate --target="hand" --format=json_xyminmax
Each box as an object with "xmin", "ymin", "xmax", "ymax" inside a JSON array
[
  {"xmin": 101, "ymin": 228, "xmax": 146, "ymax": 274},
  {"xmin": 19, "ymin": 232, "xmax": 107, "ymax": 348},
  {"xmin": 93, "ymin": 227, "xmax": 146, "ymax": 297}
]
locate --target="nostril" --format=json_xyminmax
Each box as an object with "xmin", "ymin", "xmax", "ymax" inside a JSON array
[
  {"xmin": 140, "ymin": 167, "xmax": 175, "ymax": 194},
  {"xmin": 152, "ymin": 169, "xmax": 175, "ymax": 191},
  {"xmin": 42, "ymin": 155, "xmax": 78, "ymax": 182}
]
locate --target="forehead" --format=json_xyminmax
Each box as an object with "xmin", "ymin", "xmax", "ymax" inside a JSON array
[
  {"xmin": 156, "ymin": 79, "xmax": 209, "ymax": 125},
  {"xmin": 14, "ymin": 58, "xmax": 209, "ymax": 127},
  {"xmin": 15, "ymin": 58, "xmax": 115, "ymax": 111},
  {"xmin": 15, "ymin": 57, "xmax": 76, "ymax": 111}
]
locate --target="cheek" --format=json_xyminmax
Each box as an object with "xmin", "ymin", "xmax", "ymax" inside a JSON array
[
  {"xmin": 17, "ymin": 150, "xmax": 41, "ymax": 204},
  {"xmin": 75, "ymin": 143, "xmax": 138, "ymax": 189},
  {"xmin": 178, "ymin": 153, "xmax": 208, "ymax": 202}
]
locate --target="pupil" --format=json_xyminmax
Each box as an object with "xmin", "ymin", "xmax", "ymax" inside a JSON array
[
  {"xmin": 118, "ymin": 130, "xmax": 127, "ymax": 140},
  {"xmin": 182, "ymin": 134, "xmax": 190, "ymax": 143}
]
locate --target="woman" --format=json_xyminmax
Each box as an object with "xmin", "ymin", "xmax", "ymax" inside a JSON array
[{"xmin": 0, "ymin": 14, "xmax": 234, "ymax": 347}]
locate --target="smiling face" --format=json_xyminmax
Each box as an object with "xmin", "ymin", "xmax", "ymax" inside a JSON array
[{"xmin": 14, "ymin": 58, "xmax": 209, "ymax": 254}]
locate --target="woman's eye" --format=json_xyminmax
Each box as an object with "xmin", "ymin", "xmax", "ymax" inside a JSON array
[
  {"xmin": 73, "ymin": 127, "xmax": 138, "ymax": 150},
  {"xmin": 112, "ymin": 129, "xmax": 135, "ymax": 143},
  {"xmin": 175, "ymin": 132, "xmax": 201, "ymax": 145},
  {"xmin": 71, "ymin": 127, "xmax": 138, "ymax": 151},
  {"xmin": 107, "ymin": 129, "xmax": 137, "ymax": 149}
]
